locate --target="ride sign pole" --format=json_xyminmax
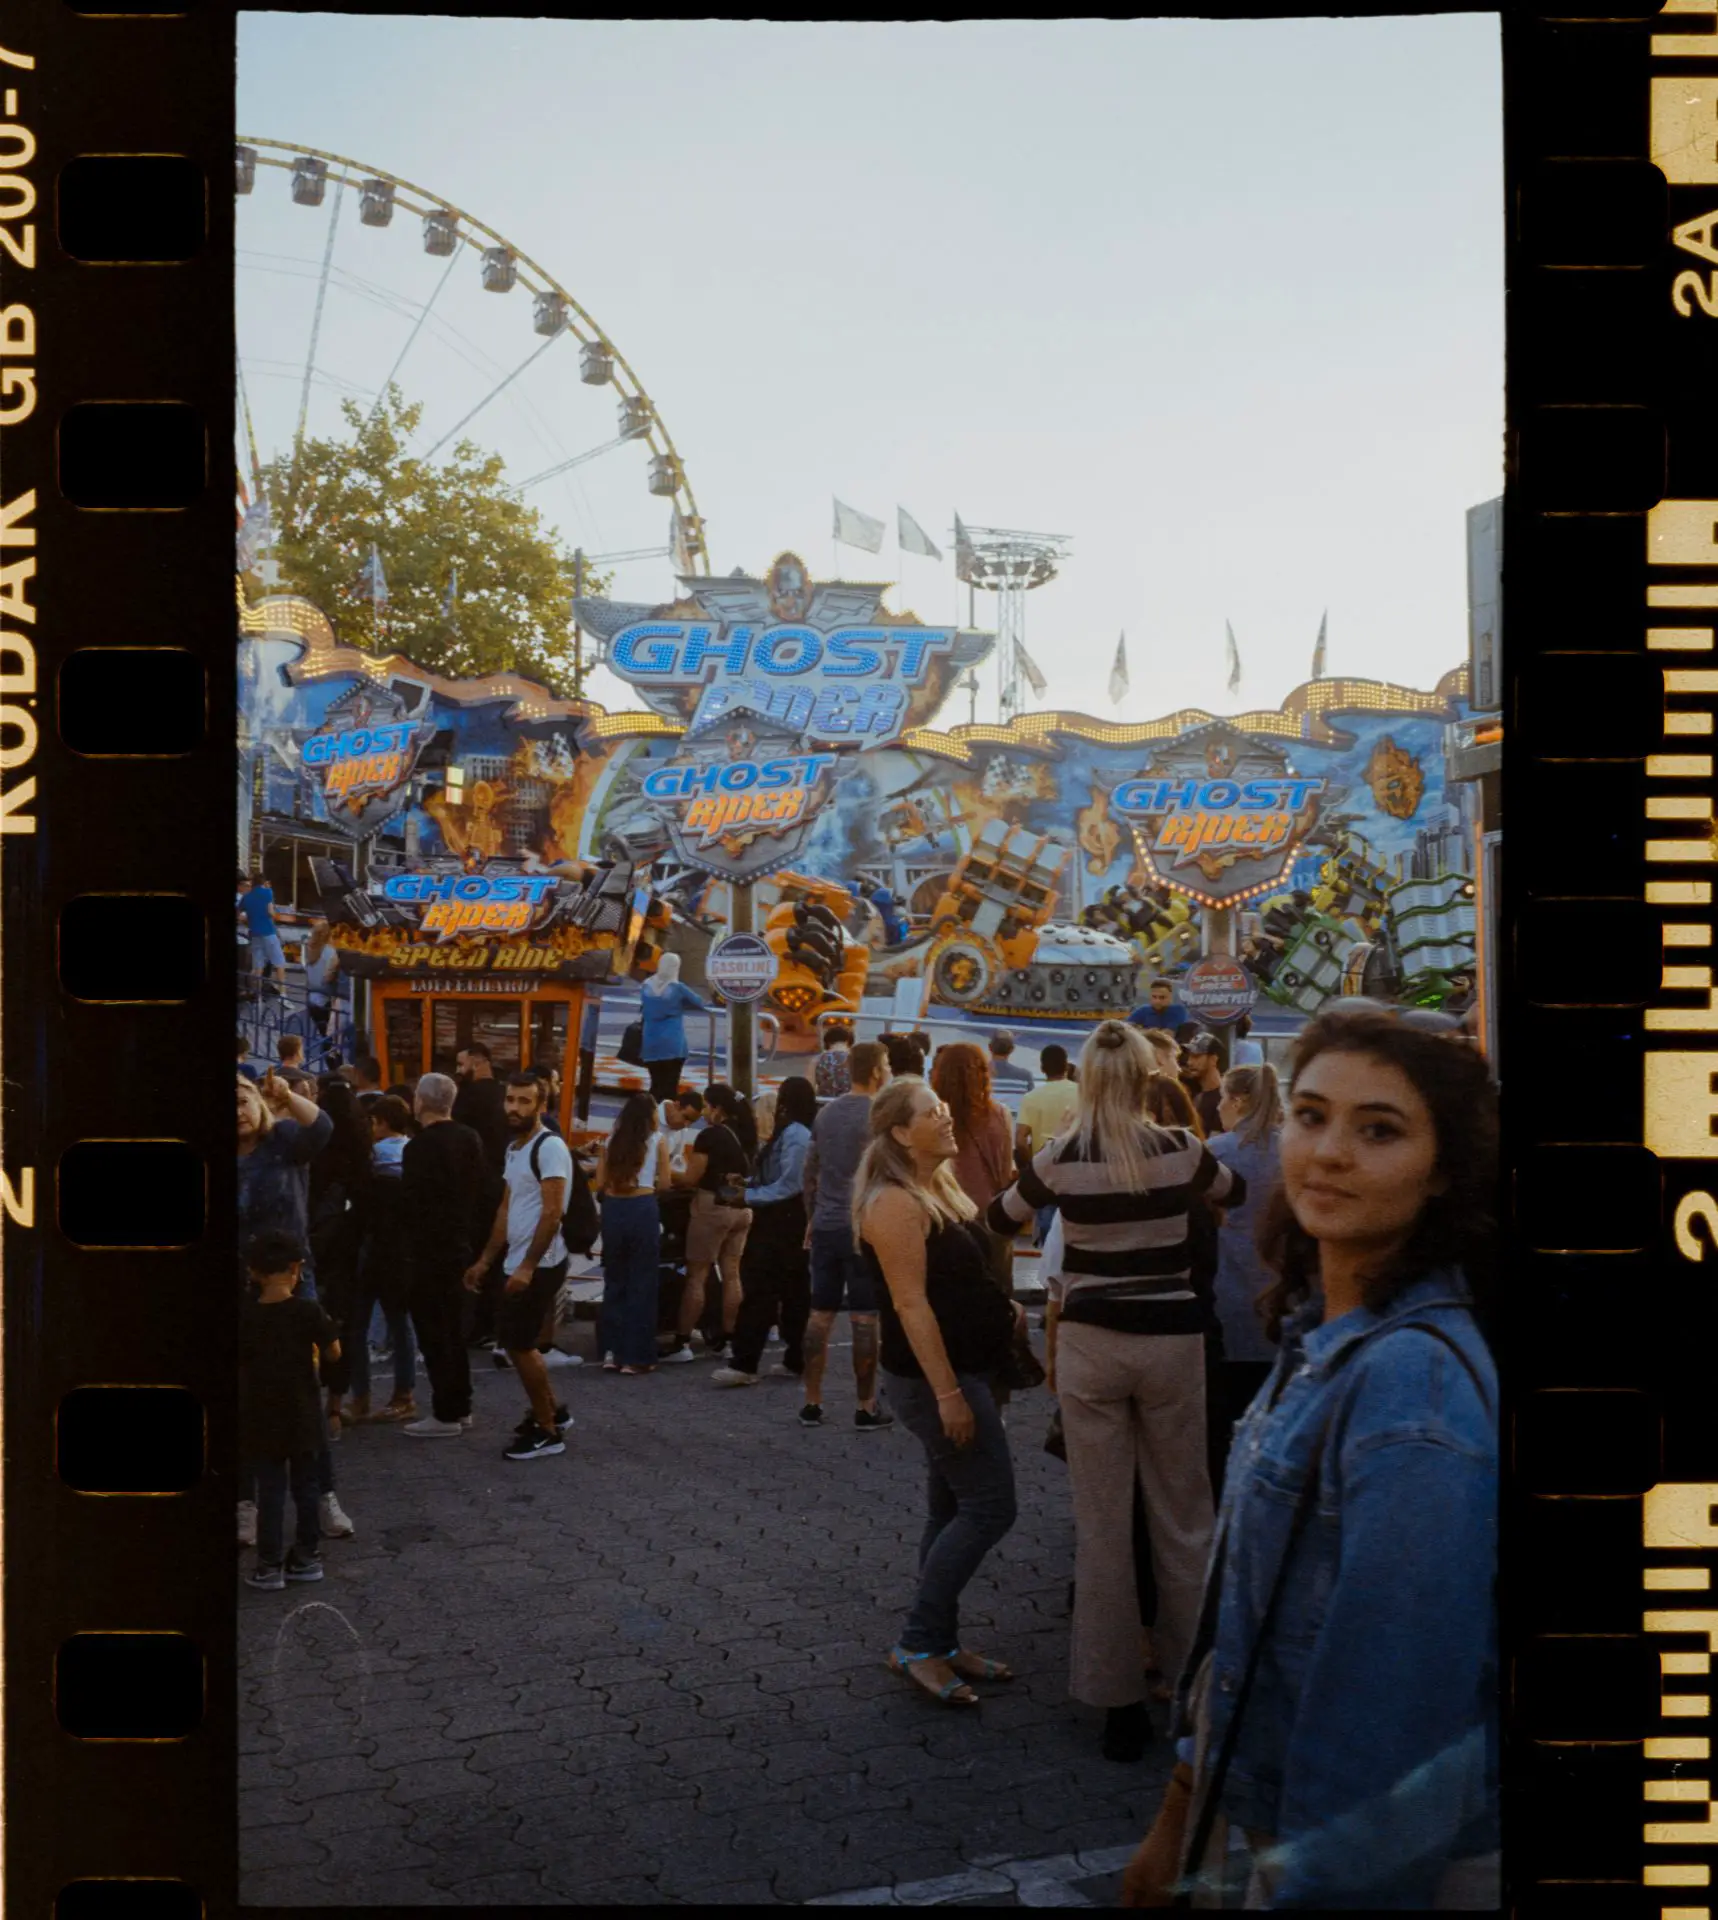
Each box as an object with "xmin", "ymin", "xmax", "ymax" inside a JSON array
[{"xmin": 730, "ymin": 883, "xmax": 756, "ymax": 1099}]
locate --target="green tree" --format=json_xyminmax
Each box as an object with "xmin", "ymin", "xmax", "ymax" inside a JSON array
[{"xmin": 254, "ymin": 387, "xmax": 608, "ymax": 692}]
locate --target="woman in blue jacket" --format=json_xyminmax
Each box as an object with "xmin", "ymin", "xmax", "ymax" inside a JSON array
[
  {"xmin": 639, "ymin": 952, "xmax": 709, "ymax": 1102},
  {"xmin": 1125, "ymin": 1005, "xmax": 1497, "ymax": 1911}
]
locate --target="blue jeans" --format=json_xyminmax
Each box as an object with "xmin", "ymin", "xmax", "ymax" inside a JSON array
[
  {"xmin": 253, "ymin": 1452, "xmax": 321, "ymax": 1566},
  {"xmin": 349, "ymin": 1299, "xmax": 415, "ymax": 1401},
  {"xmin": 885, "ymin": 1369, "xmax": 1019, "ymax": 1655},
  {"xmin": 1035, "ymin": 1204, "xmax": 1057, "ymax": 1248},
  {"xmin": 599, "ymin": 1194, "xmax": 661, "ymax": 1368}
]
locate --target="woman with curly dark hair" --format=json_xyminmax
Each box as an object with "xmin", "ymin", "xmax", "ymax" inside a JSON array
[
  {"xmin": 930, "ymin": 1041, "xmax": 1015, "ymax": 1207},
  {"xmin": 1122, "ymin": 1006, "xmax": 1498, "ymax": 1911}
]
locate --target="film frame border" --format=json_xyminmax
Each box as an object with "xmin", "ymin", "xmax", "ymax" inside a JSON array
[{"xmin": 5, "ymin": 0, "xmax": 1714, "ymax": 1913}]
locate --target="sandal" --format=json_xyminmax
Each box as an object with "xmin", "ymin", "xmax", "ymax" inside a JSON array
[
  {"xmin": 949, "ymin": 1649, "xmax": 1015, "ymax": 1683},
  {"xmin": 887, "ymin": 1645, "xmax": 979, "ymax": 1708}
]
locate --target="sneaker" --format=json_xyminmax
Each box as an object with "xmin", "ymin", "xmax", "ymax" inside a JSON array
[
  {"xmin": 491, "ymin": 1349, "xmax": 513, "ymax": 1370},
  {"xmin": 514, "ymin": 1404, "xmax": 571, "ymax": 1436},
  {"xmin": 603, "ymin": 1351, "xmax": 619, "ymax": 1371},
  {"xmin": 246, "ymin": 1563, "xmax": 285, "ymax": 1591},
  {"xmin": 318, "ymin": 1493, "xmax": 356, "ymax": 1539},
  {"xmin": 284, "ymin": 1552, "xmax": 324, "ymax": 1583},
  {"xmin": 686, "ymin": 1329, "xmax": 708, "ymax": 1354},
  {"xmin": 711, "ymin": 1366, "xmax": 759, "ymax": 1388},
  {"xmin": 237, "ymin": 1499, "xmax": 258, "ymax": 1549},
  {"xmin": 503, "ymin": 1423, "xmax": 566, "ymax": 1462},
  {"xmin": 855, "ymin": 1405, "xmax": 895, "ymax": 1432},
  {"xmin": 540, "ymin": 1348, "xmax": 583, "ymax": 1370},
  {"xmin": 660, "ymin": 1343, "xmax": 697, "ymax": 1365},
  {"xmin": 403, "ymin": 1416, "xmax": 465, "ymax": 1437},
  {"xmin": 797, "ymin": 1403, "xmax": 825, "ymax": 1428}
]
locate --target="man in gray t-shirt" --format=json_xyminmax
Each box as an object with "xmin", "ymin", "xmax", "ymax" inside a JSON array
[{"xmin": 796, "ymin": 1041, "xmax": 892, "ymax": 1430}]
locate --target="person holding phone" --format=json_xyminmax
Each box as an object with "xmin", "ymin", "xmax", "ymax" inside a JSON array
[{"xmin": 855, "ymin": 1077, "xmax": 1023, "ymax": 1710}]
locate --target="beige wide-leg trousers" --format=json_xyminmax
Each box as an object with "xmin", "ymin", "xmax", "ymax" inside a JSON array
[{"xmin": 1058, "ymin": 1320, "xmax": 1214, "ymax": 1708}]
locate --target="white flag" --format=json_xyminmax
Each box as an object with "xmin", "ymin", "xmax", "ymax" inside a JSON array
[
  {"xmin": 954, "ymin": 512, "xmax": 978, "ymax": 586},
  {"xmin": 358, "ymin": 542, "xmax": 389, "ymax": 606},
  {"xmin": 898, "ymin": 507, "xmax": 942, "ymax": 561},
  {"xmin": 236, "ymin": 495, "xmax": 273, "ymax": 574},
  {"xmin": 1224, "ymin": 619, "xmax": 1241, "ymax": 696},
  {"xmin": 1311, "ymin": 609, "xmax": 1328, "ymax": 679},
  {"xmin": 670, "ymin": 506, "xmax": 694, "ymax": 576},
  {"xmin": 1016, "ymin": 641, "xmax": 1047, "ymax": 699},
  {"xmin": 833, "ymin": 498, "xmax": 885, "ymax": 553},
  {"xmin": 1109, "ymin": 632, "xmax": 1129, "ymax": 706}
]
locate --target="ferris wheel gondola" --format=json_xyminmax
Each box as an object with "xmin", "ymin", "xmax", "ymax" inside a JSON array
[{"xmin": 235, "ymin": 137, "xmax": 710, "ymax": 585}]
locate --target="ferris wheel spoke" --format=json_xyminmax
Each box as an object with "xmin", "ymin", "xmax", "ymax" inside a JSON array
[
  {"xmin": 515, "ymin": 433, "xmax": 628, "ymax": 492},
  {"xmin": 422, "ymin": 330, "xmax": 566, "ymax": 461},
  {"xmin": 289, "ymin": 181, "xmax": 346, "ymax": 501},
  {"xmin": 366, "ymin": 243, "xmax": 461, "ymax": 432}
]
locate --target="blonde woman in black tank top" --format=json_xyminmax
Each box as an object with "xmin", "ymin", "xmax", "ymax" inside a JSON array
[{"xmin": 855, "ymin": 1078, "xmax": 1023, "ymax": 1710}]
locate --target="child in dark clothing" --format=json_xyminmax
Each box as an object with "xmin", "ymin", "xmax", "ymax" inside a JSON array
[{"xmin": 242, "ymin": 1231, "xmax": 341, "ymax": 1591}]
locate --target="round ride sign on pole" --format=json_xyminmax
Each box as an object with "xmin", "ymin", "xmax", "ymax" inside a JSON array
[
  {"xmin": 707, "ymin": 926, "xmax": 773, "ymax": 1097},
  {"xmin": 1180, "ymin": 953, "xmax": 1256, "ymax": 1042}
]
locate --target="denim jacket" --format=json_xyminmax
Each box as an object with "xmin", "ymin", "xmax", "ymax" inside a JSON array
[{"xmin": 1190, "ymin": 1266, "xmax": 1497, "ymax": 1909}]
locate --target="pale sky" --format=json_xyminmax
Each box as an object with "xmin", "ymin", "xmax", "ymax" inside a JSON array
[{"xmin": 237, "ymin": 14, "xmax": 1503, "ymax": 725}]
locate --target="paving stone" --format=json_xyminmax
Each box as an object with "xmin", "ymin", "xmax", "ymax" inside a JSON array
[
  {"xmin": 289, "ymin": 1753, "xmax": 392, "ymax": 1799},
  {"xmin": 301, "ymin": 1793, "xmax": 416, "ymax": 1839},
  {"xmin": 428, "ymin": 1868, "xmax": 559, "ymax": 1903},
  {"xmin": 309, "ymin": 1823, "xmax": 440, "ymax": 1877},
  {"xmin": 239, "ymin": 1787, "xmax": 314, "ymax": 1830},
  {"xmin": 239, "ymin": 1865, "xmax": 337, "ymax": 1904},
  {"xmin": 332, "ymin": 1868, "xmax": 459, "ymax": 1904},
  {"xmin": 385, "ymin": 1757, "xmax": 487, "ymax": 1805},
  {"xmin": 241, "ymin": 1824, "xmax": 328, "ymax": 1871}
]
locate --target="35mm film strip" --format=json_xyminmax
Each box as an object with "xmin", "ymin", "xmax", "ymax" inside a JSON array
[{"xmin": 0, "ymin": 1, "xmax": 1713, "ymax": 1914}]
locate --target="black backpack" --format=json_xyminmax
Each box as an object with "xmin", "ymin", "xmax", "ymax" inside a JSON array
[{"xmin": 529, "ymin": 1131, "xmax": 600, "ymax": 1258}]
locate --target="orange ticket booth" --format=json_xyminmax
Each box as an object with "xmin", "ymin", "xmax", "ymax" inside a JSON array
[{"xmin": 371, "ymin": 975, "xmax": 593, "ymax": 1137}]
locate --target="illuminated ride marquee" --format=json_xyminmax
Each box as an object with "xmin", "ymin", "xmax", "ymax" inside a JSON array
[
  {"xmin": 577, "ymin": 554, "xmax": 994, "ymax": 881},
  {"xmin": 1112, "ymin": 725, "xmax": 1325, "ymax": 909},
  {"xmin": 576, "ymin": 553, "xmax": 992, "ymax": 754},
  {"xmin": 295, "ymin": 683, "xmax": 433, "ymax": 839},
  {"xmin": 312, "ymin": 855, "xmax": 646, "ymax": 983}
]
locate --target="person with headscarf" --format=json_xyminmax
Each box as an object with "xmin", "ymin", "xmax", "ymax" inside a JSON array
[{"xmin": 639, "ymin": 952, "xmax": 709, "ymax": 1103}]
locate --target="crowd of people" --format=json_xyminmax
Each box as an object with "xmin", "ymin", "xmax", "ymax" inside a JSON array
[{"xmin": 237, "ymin": 989, "xmax": 1498, "ymax": 1910}]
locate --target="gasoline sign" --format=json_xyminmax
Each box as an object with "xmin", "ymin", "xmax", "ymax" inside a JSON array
[
  {"xmin": 1181, "ymin": 954, "xmax": 1257, "ymax": 1027},
  {"xmin": 707, "ymin": 932, "xmax": 775, "ymax": 1004}
]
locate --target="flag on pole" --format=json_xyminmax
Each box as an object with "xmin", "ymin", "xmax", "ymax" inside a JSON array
[
  {"xmin": 897, "ymin": 507, "xmax": 942, "ymax": 561},
  {"xmin": 832, "ymin": 498, "xmax": 885, "ymax": 553},
  {"xmin": 1311, "ymin": 609, "xmax": 1328, "ymax": 679},
  {"xmin": 953, "ymin": 512, "xmax": 978, "ymax": 586},
  {"xmin": 1109, "ymin": 632, "xmax": 1130, "ymax": 706},
  {"xmin": 236, "ymin": 495, "xmax": 273, "ymax": 574},
  {"xmin": 358, "ymin": 542, "xmax": 389, "ymax": 606},
  {"xmin": 670, "ymin": 506, "xmax": 695, "ymax": 577},
  {"xmin": 1016, "ymin": 641, "xmax": 1047, "ymax": 699},
  {"xmin": 1224, "ymin": 619, "xmax": 1241, "ymax": 696},
  {"xmin": 442, "ymin": 563, "xmax": 459, "ymax": 621}
]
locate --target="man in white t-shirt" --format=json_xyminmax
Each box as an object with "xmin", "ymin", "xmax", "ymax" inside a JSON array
[{"xmin": 463, "ymin": 1073, "xmax": 573, "ymax": 1461}]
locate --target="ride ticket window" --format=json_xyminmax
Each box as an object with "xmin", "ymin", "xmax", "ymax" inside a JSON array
[
  {"xmin": 431, "ymin": 1001, "xmax": 522, "ymax": 1079},
  {"xmin": 383, "ymin": 1000, "xmax": 424, "ymax": 1088},
  {"xmin": 528, "ymin": 1001, "xmax": 570, "ymax": 1080}
]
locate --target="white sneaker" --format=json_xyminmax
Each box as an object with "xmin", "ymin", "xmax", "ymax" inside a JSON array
[
  {"xmin": 319, "ymin": 1492, "xmax": 356, "ymax": 1539},
  {"xmin": 540, "ymin": 1349, "xmax": 583, "ymax": 1370},
  {"xmin": 403, "ymin": 1416, "xmax": 464, "ymax": 1437},
  {"xmin": 711, "ymin": 1366, "xmax": 759, "ymax": 1388},
  {"xmin": 237, "ymin": 1499, "xmax": 257, "ymax": 1549},
  {"xmin": 660, "ymin": 1344, "xmax": 696, "ymax": 1365}
]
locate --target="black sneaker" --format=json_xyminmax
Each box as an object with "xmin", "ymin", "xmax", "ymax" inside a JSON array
[
  {"xmin": 513, "ymin": 1404, "xmax": 571, "ymax": 1436},
  {"xmin": 284, "ymin": 1552, "xmax": 324, "ymax": 1583},
  {"xmin": 855, "ymin": 1405, "xmax": 894, "ymax": 1432},
  {"xmin": 503, "ymin": 1422, "xmax": 566, "ymax": 1462},
  {"xmin": 797, "ymin": 1403, "xmax": 824, "ymax": 1428}
]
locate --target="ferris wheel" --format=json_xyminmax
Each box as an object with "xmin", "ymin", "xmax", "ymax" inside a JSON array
[{"xmin": 234, "ymin": 137, "xmax": 711, "ymax": 594}]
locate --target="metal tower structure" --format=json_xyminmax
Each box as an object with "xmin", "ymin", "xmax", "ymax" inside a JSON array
[{"xmin": 956, "ymin": 525, "xmax": 1072, "ymax": 722}]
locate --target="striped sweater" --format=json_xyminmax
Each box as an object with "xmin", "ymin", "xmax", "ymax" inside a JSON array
[{"xmin": 988, "ymin": 1125, "xmax": 1245, "ymax": 1336}]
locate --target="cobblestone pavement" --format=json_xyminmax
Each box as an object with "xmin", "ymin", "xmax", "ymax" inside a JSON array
[{"xmin": 238, "ymin": 1343, "xmax": 1172, "ymax": 1905}]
